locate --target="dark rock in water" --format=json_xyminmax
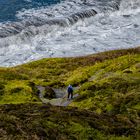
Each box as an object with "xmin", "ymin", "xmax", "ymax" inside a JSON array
[
  {"xmin": 134, "ymin": 24, "xmax": 139, "ymax": 28},
  {"xmin": 123, "ymin": 15, "xmax": 131, "ymax": 18},
  {"xmin": 44, "ymin": 86, "xmax": 56, "ymax": 99}
]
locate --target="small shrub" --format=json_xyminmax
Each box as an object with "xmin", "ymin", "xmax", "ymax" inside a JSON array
[{"xmin": 10, "ymin": 87, "xmax": 23, "ymax": 94}]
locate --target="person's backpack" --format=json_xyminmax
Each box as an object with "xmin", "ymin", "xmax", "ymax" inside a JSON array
[{"xmin": 68, "ymin": 86, "xmax": 73, "ymax": 93}]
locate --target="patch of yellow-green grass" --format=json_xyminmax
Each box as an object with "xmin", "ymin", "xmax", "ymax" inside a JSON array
[
  {"xmin": 0, "ymin": 80, "xmax": 39, "ymax": 104},
  {"xmin": 65, "ymin": 54, "xmax": 140, "ymax": 86}
]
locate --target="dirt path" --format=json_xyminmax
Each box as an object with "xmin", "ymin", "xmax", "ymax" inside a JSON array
[
  {"xmin": 59, "ymin": 94, "xmax": 79, "ymax": 106},
  {"xmin": 36, "ymin": 86, "xmax": 79, "ymax": 106}
]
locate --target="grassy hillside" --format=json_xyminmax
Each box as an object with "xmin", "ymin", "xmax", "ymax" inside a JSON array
[
  {"xmin": 0, "ymin": 47, "xmax": 140, "ymax": 139},
  {"xmin": 0, "ymin": 47, "xmax": 140, "ymax": 104}
]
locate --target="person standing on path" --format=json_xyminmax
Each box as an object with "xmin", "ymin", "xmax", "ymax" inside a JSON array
[{"xmin": 67, "ymin": 84, "xmax": 73, "ymax": 100}]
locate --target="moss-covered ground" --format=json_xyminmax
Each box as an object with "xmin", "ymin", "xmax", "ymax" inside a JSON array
[
  {"xmin": 0, "ymin": 47, "xmax": 140, "ymax": 139},
  {"xmin": 0, "ymin": 103, "xmax": 139, "ymax": 140}
]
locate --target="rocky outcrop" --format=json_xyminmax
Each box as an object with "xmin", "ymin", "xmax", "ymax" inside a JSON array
[{"xmin": 44, "ymin": 86, "xmax": 56, "ymax": 99}]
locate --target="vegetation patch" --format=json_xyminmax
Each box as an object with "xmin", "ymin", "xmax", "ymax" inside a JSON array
[
  {"xmin": 0, "ymin": 47, "xmax": 140, "ymax": 139},
  {"xmin": 0, "ymin": 104, "xmax": 139, "ymax": 140}
]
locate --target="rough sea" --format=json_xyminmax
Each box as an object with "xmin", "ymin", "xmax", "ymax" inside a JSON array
[{"xmin": 0, "ymin": 0, "xmax": 140, "ymax": 66}]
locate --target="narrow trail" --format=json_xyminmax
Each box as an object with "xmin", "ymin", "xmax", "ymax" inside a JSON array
[{"xmin": 36, "ymin": 86, "xmax": 79, "ymax": 106}]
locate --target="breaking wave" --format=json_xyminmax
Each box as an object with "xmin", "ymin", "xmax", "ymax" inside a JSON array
[{"xmin": 0, "ymin": 0, "xmax": 140, "ymax": 66}]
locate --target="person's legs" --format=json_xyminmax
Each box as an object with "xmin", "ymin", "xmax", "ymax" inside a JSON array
[
  {"xmin": 68, "ymin": 92, "xmax": 70, "ymax": 99},
  {"xmin": 71, "ymin": 92, "xmax": 73, "ymax": 99}
]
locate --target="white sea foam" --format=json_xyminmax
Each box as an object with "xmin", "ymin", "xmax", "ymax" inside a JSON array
[
  {"xmin": 0, "ymin": 0, "xmax": 140, "ymax": 67},
  {"xmin": 24, "ymin": 0, "xmax": 32, "ymax": 2}
]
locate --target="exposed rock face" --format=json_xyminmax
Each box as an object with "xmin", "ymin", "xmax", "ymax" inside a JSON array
[{"xmin": 44, "ymin": 86, "xmax": 56, "ymax": 99}]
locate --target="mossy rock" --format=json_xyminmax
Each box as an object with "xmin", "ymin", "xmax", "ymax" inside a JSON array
[
  {"xmin": 44, "ymin": 86, "xmax": 56, "ymax": 99},
  {"xmin": 123, "ymin": 69, "xmax": 133, "ymax": 74}
]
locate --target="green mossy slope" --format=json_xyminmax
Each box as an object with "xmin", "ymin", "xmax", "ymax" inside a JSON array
[
  {"xmin": 71, "ymin": 54, "xmax": 140, "ymax": 112},
  {"xmin": 0, "ymin": 47, "xmax": 140, "ymax": 139},
  {"xmin": 0, "ymin": 47, "xmax": 140, "ymax": 104}
]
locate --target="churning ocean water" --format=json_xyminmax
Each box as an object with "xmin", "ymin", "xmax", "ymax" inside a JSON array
[{"xmin": 0, "ymin": 0, "xmax": 140, "ymax": 66}]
